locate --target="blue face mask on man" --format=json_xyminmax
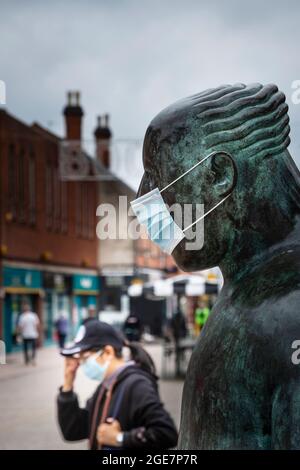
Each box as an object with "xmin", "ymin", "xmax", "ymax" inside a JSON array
[
  {"xmin": 81, "ymin": 350, "xmax": 110, "ymax": 382},
  {"xmin": 131, "ymin": 151, "xmax": 232, "ymax": 255}
]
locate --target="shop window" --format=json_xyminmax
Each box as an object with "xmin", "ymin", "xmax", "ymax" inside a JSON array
[
  {"xmin": 61, "ymin": 181, "xmax": 68, "ymax": 234},
  {"xmin": 29, "ymin": 152, "xmax": 36, "ymax": 226},
  {"xmin": 8, "ymin": 144, "xmax": 17, "ymax": 219},
  {"xmin": 75, "ymin": 183, "xmax": 82, "ymax": 237},
  {"xmin": 10, "ymin": 294, "xmax": 35, "ymax": 347},
  {"xmin": 46, "ymin": 160, "xmax": 53, "ymax": 230},
  {"xmin": 82, "ymin": 182, "xmax": 89, "ymax": 239},
  {"xmin": 18, "ymin": 148, "xmax": 26, "ymax": 223},
  {"xmin": 88, "ymin": 184, "xmax": 95, "ymax": 240},
  {"xmin": 53, "ymin": 165, "xmax": 61, "ymax": 232},
  {"xmin": 104, "ymin": 289, "xmax": 121, "ymax": 311},
  {"xmin": 76, "ymin": 182, "xmax": 92, "ymax": 239}
]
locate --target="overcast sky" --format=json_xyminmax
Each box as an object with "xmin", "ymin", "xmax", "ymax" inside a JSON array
[{"xmin": 1, "ymin": 0, "xmax": 300, "ymax": 188}]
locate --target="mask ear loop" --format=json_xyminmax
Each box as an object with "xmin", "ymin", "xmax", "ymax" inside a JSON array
[
  {"xmin": 182, "ymin": 192, "xmax": 232, "ymax": 233},
  {"xmin": 159, "ymin": 151, "xmax": 235, "ymax": 232}
]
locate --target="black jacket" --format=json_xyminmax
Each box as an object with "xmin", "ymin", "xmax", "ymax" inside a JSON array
[{"xmin": 57, "ymin": 364, "xmax": 178, "ymax": 449}]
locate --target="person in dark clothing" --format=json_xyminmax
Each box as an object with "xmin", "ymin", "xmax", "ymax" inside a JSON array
[
  {"xmin": 170, "ymin": 310, "xmax": 187, "ymax": 378},
  {"xmin": 57, "ymin": 320, "xmax": 178, "ymax": 449},
  {"xmin": 123, "ymin": 314, "xmax": 142, "ymax": 342},
  {"xmin": 170, "ymin": 310, "xmax": 187, "ymax": 343},
  {"xmin": 55, "ymin": 313, "xmax": 69, "ymax": 349}
]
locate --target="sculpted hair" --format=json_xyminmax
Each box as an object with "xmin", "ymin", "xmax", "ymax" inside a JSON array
[{"xmin": 190, "ymin": 83, "xmax": 290, "ymax": 160}]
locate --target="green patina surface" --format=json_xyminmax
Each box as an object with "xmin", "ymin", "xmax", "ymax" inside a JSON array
[{"xmin": 138, "ymin": 83, "xmax": 300, "ymax": 449}]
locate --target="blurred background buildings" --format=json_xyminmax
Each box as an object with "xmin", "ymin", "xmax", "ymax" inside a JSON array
[{"xmin": 0, "ymin": 91, "xmax": 219, "ymax": 353}]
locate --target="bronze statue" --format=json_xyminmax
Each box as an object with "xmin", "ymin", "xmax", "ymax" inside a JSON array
[{"xmin": 137, "ymin": 83, "xmax": 300, "ymax": 449}]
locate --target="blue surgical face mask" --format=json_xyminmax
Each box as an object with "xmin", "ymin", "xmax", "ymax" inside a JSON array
[
  {"xmin": 81, "ymin": 350, "xmax": 110, "ymax": 382},
  {"xmin": 131, "ymin": 151, "xmax": 232, "ymax": 255}
]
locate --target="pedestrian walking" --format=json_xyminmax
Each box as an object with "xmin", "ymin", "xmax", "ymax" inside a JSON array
[
  {"xmin": 170, "ymin": 309, "xmax": 187, "ymax": 377},
  {"xmin": 18, "ymin": 304, "xmax": 40, "ymax": 365},
  {"xmin": 57, "ymin": 319, "xmax": 178, "ymax": 449},
  {"xmin": 55, "ymin": 312, "xmax": 69, "ymax": 349},
  {"xmin": 170, "ymin": 309, "xmax": 187, "ymax": 343}
]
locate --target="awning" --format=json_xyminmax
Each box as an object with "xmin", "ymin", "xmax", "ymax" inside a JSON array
[{"xmin": 128, "ymin": 274, "xmax": 219, "ymax": 298}]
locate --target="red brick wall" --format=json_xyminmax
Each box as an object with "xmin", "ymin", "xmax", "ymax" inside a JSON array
[{"xmin": 0, "ymin": 111, "xmax": 99, "ymax": 269}]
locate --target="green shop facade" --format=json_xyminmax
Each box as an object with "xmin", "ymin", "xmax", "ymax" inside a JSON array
[{"xmin": 1, "ymin": 264, "xmax": 100, "ymax": 353}]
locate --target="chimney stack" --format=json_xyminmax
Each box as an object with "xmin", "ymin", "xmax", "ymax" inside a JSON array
[
  {"xmin": 63, "ymin": 91, "xmax": 84, "ymax": 141},
  {"xmin": 94, "ymin": 113, "xmax": 112, "ymax": 168}
]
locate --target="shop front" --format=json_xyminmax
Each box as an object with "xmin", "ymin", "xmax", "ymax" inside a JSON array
[
  {"xmin": 128, "ymin": 273, "xmax": 220, "ymax": 336},
  {"xmin": 2, "ymin": 266, "xmax": 43, "ymax": 353},
  {"xmin": 72, "ymin": 274, "xmax": 100, "ymax": 329},
  {"xmin": 42, "ymin": 272, "xmax": 72, "ymax": 344},
  {"xmin": 98, "ymin": 275, "xmax": 135, "ymax": 329}
]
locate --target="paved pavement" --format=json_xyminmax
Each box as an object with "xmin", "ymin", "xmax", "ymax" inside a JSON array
[{"xmin": 0, "ymin": 343, "xmax": 184, "ymax": 450}]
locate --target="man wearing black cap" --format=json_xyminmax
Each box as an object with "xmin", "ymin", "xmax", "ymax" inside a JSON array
[{"xmin": 56, "ymin": 319, "xmax": 178, "ymax": 449}]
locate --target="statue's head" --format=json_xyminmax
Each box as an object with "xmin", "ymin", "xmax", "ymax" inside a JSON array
[{"xmin": 138, "ymin": 83, "xmax": 300, "ymax": 273}]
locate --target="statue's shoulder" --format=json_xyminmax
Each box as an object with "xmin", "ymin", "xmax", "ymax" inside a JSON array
[{"xmin": 251, "ymin": 287, "xmax": 300, "ymax": 372}]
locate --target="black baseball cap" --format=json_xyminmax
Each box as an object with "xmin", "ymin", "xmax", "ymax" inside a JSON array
[{"xmin": 60, "ymin": 319, "xmax": 126, "ymax": 357}]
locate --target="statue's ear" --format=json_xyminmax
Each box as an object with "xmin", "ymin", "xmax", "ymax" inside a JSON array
[{"xmin": 210, "ymin": 151, "xmax": 237, "ymax": 197}]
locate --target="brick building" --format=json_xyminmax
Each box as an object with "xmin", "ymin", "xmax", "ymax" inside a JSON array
[
  {"xmin": 0, "ymin": 92, "xmax": 176, "ymax": 351},
  {"xmin": 0, "ymin": 94, "xmax": 101, "ymax": 352}
]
